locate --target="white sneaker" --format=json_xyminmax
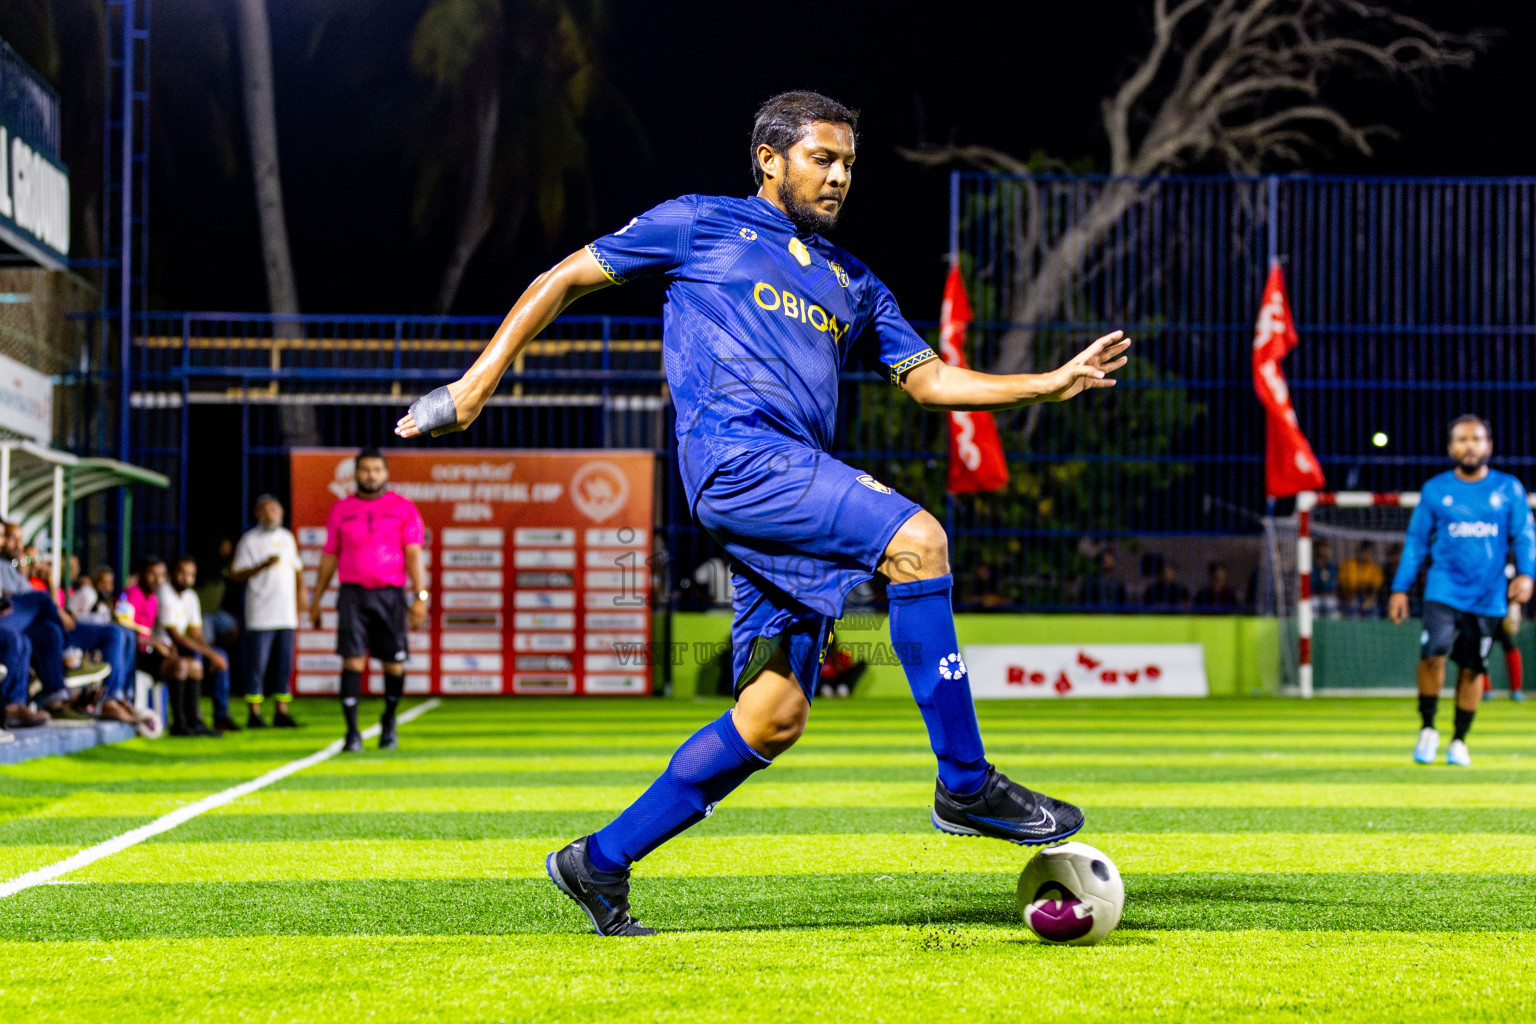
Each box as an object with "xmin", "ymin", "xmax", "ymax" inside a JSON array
[
  {"xmin": 1413, "ymin": 727, "xmax": 1440, "ymax": 764},
  {"xmin": 1446, "ymin": 739, "xmax": 1471, "ymax": 767}
]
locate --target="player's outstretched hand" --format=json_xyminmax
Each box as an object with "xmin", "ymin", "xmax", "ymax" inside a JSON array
[
  {"xmin": 1042, "ymin": 331, "xmax": 1131, "ymax": 403},
  {"xmin": 1508, "ymin": 574, "xmax": 1533, "ymax": 608},
  {"xmin": 395, "ymin": 378, "xmax": 481, "ymax": 439},
  {"xmin": 1388, "ymin": 592, "xmax": 1410, "ymax": 625}
]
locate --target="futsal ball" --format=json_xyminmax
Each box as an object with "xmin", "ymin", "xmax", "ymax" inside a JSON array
[{"xmin": 1017, "ymin": 842, "xmax": 1124, "ymax": 945}]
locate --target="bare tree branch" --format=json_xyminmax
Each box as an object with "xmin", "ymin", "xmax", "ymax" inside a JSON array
[{"xmin": 901, "ymin": 0, "xmax": 1483, "ymax": 448}]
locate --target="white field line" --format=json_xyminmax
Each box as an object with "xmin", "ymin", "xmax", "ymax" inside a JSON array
[{"xmin": 0, "ymin": 698, "xmax": 442, "ymax": 899}]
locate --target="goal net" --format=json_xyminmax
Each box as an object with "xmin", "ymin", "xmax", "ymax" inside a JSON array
[{"xmin": 1261, "ymin": 492, "xmax": 1452, "ymax": 696}]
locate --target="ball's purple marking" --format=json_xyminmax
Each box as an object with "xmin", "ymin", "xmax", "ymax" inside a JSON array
[{"xmin": 1027, "ymin": 883, "xmax": 1093, "ymax": 942}]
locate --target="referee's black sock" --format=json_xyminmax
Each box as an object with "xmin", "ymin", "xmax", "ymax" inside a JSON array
[
  {"xmin": 340, "ymin": 668, "xmax": 362, "ymax": 735},
  {"xmin": 382, "ymin": 673, "xmax": 405, "ymax": 723},
  {"xmin": 1418, "ymin": 694, "xmax": 1438, "ymax": 730},
  {"xmin": 1453, "ymin": 707, "xmax": 1475, "ymax": 743}
]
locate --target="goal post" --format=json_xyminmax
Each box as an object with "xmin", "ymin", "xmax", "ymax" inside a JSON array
[
  {"xmin": 1279, "ymin": 490, "xmax": 1536, "ymax": 698},
  {"xmin": 1294, "ymin": 491, "xmax": 1421, "ymax": 698}
]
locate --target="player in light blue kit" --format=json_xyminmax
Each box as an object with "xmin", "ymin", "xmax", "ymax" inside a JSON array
[
  {"xmin": 396, "ymin": 92, "xmax": 1130, "ymax": 936},
  {"xmin": 1389, "ymin": 415, "xmax": 1535, "ymax": 766}
]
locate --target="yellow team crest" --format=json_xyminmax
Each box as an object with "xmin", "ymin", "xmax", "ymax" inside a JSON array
[
  {"xmin": 787, "ymin": 237, "xmax": 812, "ymax": 267},
  {"xmin": 828, "ymin": 260, "xmax": 849, "ymax": 287}
]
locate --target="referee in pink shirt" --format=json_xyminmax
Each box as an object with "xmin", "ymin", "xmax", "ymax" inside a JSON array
[{"xmin": 309, "ymin": 448, "xmax": 427, "ymax": 751}]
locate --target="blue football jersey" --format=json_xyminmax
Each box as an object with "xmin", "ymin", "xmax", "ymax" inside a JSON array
[
  {"xmin": 585, "ymin": 194, "xmax": 939, "ymax": 504},
  {"xmin": 1390, "ymin": 469, "xmax": 1536, "ymax": 616}
]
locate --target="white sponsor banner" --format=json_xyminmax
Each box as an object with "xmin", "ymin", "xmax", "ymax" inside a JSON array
[
  {"xmin": 584, "ymin": 674, "xmax": 649, "ymax": 695},
  {"xmin": 584, "ymin": 632, "xmax": 648, "ymax": 652},
  {"xmin": 515, "ymin": 590, "xmax": 576, "ymax": 610},
  {"xmin": 443, "ymin": 612, "xmax": 501, "ymax": 630},
  {"xmin": 584, "ymin": 652, "xmax": 643, "ymax": 673},
  {"xmin": 295, "ymin": 673, "xmax": 338, "ymax": 694},
  {"xmin": 407, "ymin": 632, "xmax": 432, "ymax": 650},
  {"xmin": 298, "ymin": 528, "xmax": 327, "ymax": 546},
  {"xmin": 439, "ymin": 631, "xmax": 503, "ymax": 651},
  {"xmin": 299, "ymin": 548, "xmax": 322, "ymax": 567},
  {"xmin": 441, "ymin": 528, "xmax": 504, "ymax": 547},
  {"xmin": 440, "ymin": 570, "xmax": 504, "ymax": 589},
  {"xmin": 584, "ymin": 570, "xmax": 625, "ymax": 589},
  {"xmin": 963, "ymin": 644, "xmax": 1209, "ymax": 699},
  {"xmin": 585, "ymin": 612, "xmax": 647, "ymax": 631},
  {"xmin": 513, "ymin": 632, "xmax": 575, "ymax": 653},
  {"xmin": 585, "ymin": 591, "xmax": 644, "ymax": 610},
  {"xmin": 442, "ymin": 548, "xmax": 503, "ymax": 568},
  {"xmin": 368, "ymin": 674, "xmax": 431, "ymax": 695},
  {"xmin": 586, "ymin": 528, "xmax": 646, "ymax": 547},
  {"xmin": 514, "ymin": 548, "xmax": 577, "ymax": 569},
  {"xmin": 320, "ymin": 592, "xmax": 338, "ymax": 611},
  {"xmin": 298, "ymin": 653, "xmax": 342, "ymax": 672},
  {"xmin": 442, "ymin": 591, "xmax": 503, "ymax": 610},
  {"xmin": 297, "ymin": 631, "xmax": 335, "ymax": 651},
  {"xmin": 513, "ymin": 674, "xmax": 575, "ymax": 695},
  {"xmin": 0, "ymin": 351, "xmax": 53, "ymax": 442},
  {"xmin": 442, "ymin": 674, "xmax": 503, "ymax": 694},
  {"xmin": 585, "ymin": 548, "xmax": 638, "ymax": 568},
  {"xmin": 515, "ymin": 527, "xmax": 575, "ymax": 546},
  {"xmin": 515, "ymin": 612, "xmax": 575, "ymax": 630},
  {"xmin": 440, "ymin": 653, "xmax": 503, "ymax": 672},
  {"xmin": 368, "ymin": 654, "xmax": 432, "ymax": 672}
]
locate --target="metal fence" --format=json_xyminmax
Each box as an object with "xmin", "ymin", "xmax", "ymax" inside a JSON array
[
  {"xmin": 951, "ymin": 172, "xmax": 1536, "ymax": 609},
  {"xmin": 91, "ymin": 173, "xmax": 1536, "ymax": 611}
]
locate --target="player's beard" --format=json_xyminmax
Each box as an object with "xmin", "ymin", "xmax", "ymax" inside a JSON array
[
  {"xmin": 778, "ymin": 177, "xmax": 841, "ymax": 234},
  {"xmin": 356, "ymin": 478, "xmax": 385, "ymax": 496},
  {"xmin": 1456, "ymin": 452, "xmax": 1489, "ymax": 473}
]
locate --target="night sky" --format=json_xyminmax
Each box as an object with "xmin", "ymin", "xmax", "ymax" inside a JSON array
[{"xmin": 120, "ymin": 0, "xmax": 1536, "ymax": 320}]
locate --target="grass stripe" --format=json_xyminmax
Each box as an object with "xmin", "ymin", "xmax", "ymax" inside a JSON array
[
  {"xmin": 1, "ymin": 931, "xmax": 1532, "ymax": 1024},
  {"xmin": 10, "ymin": 804, "xmax": 1536, "ymax": 847},
  {"xmin": 59, "ymin": 831, "xmax": 1536, "ymax": 883},
  {"xmin": 3, "ymin": 874, "xmax": 1533, "ymax": 941}
]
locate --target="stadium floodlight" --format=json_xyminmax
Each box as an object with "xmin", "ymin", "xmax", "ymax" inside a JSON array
[{"xmin": 1372, "ymin": 432, "xmax": 1389, "ymax": 448}]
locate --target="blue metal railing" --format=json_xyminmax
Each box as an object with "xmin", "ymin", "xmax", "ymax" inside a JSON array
[{"xmin": 93, "ymin": 173, "xmax": 1536, "ymax": 611}]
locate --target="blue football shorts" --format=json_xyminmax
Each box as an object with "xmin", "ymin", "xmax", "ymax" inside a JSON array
[{"xmin": 692, "ymin": 441, "xmax": 922, "ymax": 700}]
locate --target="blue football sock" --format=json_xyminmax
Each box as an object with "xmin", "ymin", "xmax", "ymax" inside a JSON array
[
  {"xmin": 588, "ymin": 710, "xmax": 771, "ymax": 872},
  {"xmin": 887, "ymin": 574, "xmax": 990, "ymax": 795}
]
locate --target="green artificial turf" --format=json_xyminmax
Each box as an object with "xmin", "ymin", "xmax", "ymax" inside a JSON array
[{"xmin": 1, "ymin": 696, "xmax": 1534, "ymax": 1022}]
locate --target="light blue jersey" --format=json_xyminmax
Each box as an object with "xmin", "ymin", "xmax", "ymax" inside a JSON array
[{"xmin": 1391, "ymin": 469, "xmax": 1536, "ymax": 617}]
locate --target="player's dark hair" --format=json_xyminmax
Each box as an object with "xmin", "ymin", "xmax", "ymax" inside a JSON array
[
  {"xmin": 136, "ymin": 553, "xmax": 166, "ymax": 574},
  {"xmin": 357, "ymin": 446, "xmax": 386, "ymax": 464},
  {"xmin": 750, "ymin": 91, "xmax": 860, "ymax": 186},
  {"xmin": 175, "ymin": 553, "xmax": 197, "ymax": 568},
  {"xmin": 1448, "ymin": 414, "xmax": 1490, "ymax": 441}
]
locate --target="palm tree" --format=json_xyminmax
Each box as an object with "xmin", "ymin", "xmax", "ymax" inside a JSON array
[
  {"xmin": 233, "ymin": 0, "xmax": 298, "ymax": 314},
  {"xmin": 409, "ymin": 0, "xmax": 634, "ymax": 313}
]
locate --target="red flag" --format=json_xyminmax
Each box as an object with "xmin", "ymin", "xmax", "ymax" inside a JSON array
[
  {"xmin": 941, "ymin": 265, "xmax": 1009, "ymax": 494},
  {"xmin": 1252, "ymin": 262, "xmax": 1326, "ymax": 498}
]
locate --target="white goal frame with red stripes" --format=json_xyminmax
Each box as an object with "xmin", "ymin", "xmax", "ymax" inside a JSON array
[{"xmin": 1294, "ymin": 489, "xmax": 1536, "ymax": 697}]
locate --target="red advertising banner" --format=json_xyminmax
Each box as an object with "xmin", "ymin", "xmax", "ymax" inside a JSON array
[{"xmin": 288, "ymin": 448, "xmax": 655, "ymax": 697}]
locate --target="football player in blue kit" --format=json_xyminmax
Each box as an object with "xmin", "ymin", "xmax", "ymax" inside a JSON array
[
  {"xmin": 396, "ymin": 92, "xmax": 1131, "ymax": 936},
  {"xmin": 1389, "ymin": 415, "xmax": 1535, "ymax": 766}
]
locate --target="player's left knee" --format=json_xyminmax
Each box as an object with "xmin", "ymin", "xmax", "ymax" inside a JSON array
[{"xmin": 882, "ymin": 510, "xmax": 950, "ymax": 581}]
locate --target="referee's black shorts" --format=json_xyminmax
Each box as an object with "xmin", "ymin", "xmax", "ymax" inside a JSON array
[
  {"xmin": 1419, "ymin": 599, "xmax": 1497, "ymax": 674},
  {"xmin": 336, "ymin": 583, "xmax": 410, "ymax": 663}
]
